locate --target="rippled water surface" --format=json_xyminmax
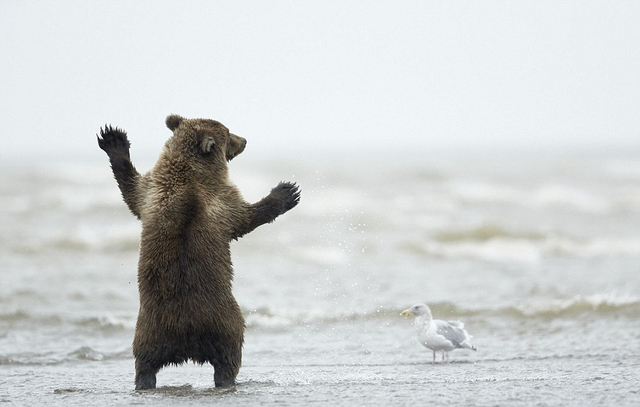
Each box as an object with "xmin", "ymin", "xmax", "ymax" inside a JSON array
[{"xmin": 1, "ymin": 152, "xmax": 640, "ymax": 406}]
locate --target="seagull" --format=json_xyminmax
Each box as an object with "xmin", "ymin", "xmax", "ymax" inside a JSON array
[{"xmin": 401, "ymin": 303, "xmax": 477, "ymax": 363}]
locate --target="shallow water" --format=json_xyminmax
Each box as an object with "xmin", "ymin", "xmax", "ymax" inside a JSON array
[{"xmin": 1, "ymin": 152, "xmax": 640, "ymax": 406}]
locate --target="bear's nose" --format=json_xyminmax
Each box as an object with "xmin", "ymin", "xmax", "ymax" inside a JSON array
[{"xmin": 231, "ymin": 134, "xmax": 247, "ymax": 148}]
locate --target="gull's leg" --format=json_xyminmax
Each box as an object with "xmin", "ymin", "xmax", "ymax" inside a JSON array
[{"xmin": 432, "ymin": 351, "xmax": 436, "ymax": 364}]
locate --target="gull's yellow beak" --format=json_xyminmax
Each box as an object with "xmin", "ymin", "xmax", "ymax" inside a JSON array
[{"xmin": 400, "ymin": 309, "xmax": 412, "ymax": 317}]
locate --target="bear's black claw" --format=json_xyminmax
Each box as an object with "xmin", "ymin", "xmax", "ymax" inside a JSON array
[
  {"xmin": 97, "ymin": 125, "xmax": 130, "ymax": 155},
  {"xmin": 271, "ymin": 181, "xmax": 300, "ymax": 212}
]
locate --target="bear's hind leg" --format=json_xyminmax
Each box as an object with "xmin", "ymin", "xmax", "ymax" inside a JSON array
[
  {"xmin": 210, "ymin": 343, "xmax": 242, "ymax": 387},
  {"xmin": 134, "ymin": 358, "xmax": 161, "ymax": 390},
  {"xmin": 212, "ymin": 359, "xmax": 240, "ymax": 387}
]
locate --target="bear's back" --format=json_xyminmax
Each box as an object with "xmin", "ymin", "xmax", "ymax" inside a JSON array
[{"xmin": 136, "ymin": 172, "xmax": 244, "ymax": 309}]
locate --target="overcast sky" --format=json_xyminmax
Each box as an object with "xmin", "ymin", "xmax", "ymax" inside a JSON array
[{"xmin": 0, "ymin": 0, "xmax": 638, "ymax": 162}]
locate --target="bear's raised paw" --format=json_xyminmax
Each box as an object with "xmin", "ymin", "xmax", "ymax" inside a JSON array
[
  {"xmin": 97, "ymin": 125, "xmax": 130, "ymax": 156},
  {"xmin": 270, "ymin": 182, "xmax": 301, "ymax": 213}
]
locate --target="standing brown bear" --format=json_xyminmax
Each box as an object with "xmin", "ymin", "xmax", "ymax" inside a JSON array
[{"xmin": 97, "ymin": 114, "xmax": 300, "ymax": 390}]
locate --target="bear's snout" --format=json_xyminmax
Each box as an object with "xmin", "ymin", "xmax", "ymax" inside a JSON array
[
  {"xmin": 234, "ymin": 134, "xmax": 247, "ymax": 149},
  {"xmin": 226, "ymin": 134, "xmax": 247, "ymax": 161}
]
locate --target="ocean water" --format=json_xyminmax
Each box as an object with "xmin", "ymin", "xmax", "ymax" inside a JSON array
[{"xmin": 1, "ymin": 151, "xmax": 640, "ymax": 406}]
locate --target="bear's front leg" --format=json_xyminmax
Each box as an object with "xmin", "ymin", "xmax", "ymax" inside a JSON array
[
  {"xmin": 97, "ymin": 125, "xmax": 142, "ymax": 219},
  {"xmin": 233, "ymin": 182, "xmax": 300, "ymax": 239}
]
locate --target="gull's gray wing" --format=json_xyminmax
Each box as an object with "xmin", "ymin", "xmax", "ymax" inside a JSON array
[
  {"xmin": 434, "ymin": 320, "xmax": 469, "ymax": 348},
  {"xmin": 446, "ymin": 321, "xmax": 464, "ymax": 329}
]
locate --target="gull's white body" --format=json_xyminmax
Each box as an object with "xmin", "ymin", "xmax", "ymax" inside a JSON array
[{"xmin": 402, "ymin": 303, "xmax": 477, "ymax": 363}]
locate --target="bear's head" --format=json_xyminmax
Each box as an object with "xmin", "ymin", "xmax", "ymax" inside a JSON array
[{"xmin": 163, "ymin": 114, "xmax": 247, "ymax": 167}]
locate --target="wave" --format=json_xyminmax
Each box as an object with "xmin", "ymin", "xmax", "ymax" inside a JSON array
[
  {"xmin": 0, "ymin": 347, "xmax": 132, "ymax": 366},
  {"xmin": 5, "ymin": 294, "xmax": 637, "ymax": 334},
  {"xmin": 399, "ymin": 225, "xmax": 640, "ymax": 262},
  {"xmin": 432, "ymin": 225, "xmax": 545, "ymax": 243},
  {"xmin": 244, "ymin": 294, "xmax": 640, "ymax": 329},
  {"xmin": 67, "ymin": 346, "xmax": 131, "ymax": 362},
  {"xmin": 447, "ymin": 177, "xmax": 640, "ymax": 214},
  {"xmin": 429, "ymin": 294, "xmax": 640, "ymax": 320},
  {"xmin": 0, "ymin": 310, "xmax": 63, "ymax": 325},
  {"xmin": 75, "ymin": 316, "xmax": 136, "ymax": 332},
  {"xmin": 15, "ymin": 223, "xmax": 639, "ymax": 260},
  {"xmin": 0, "ymin": 310, "xmax": 134, "ymax": 332},
  {"xmin": 2, "ymin": 292, "xmax": 638, "ymax": 338},
  {"xmin": 8, "ymin": 229, "xmax": 141, "ymax": 254},
  {"xmin": 506, "ymin": 293, "xmax": 640, "ymax": 319}
]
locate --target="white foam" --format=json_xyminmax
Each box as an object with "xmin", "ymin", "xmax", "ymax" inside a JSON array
[
  {"xmin": 406, "ymin": 234, "xmax": 640, "ymax": 263},
  {"xmin": 532, "ymin": 185, "xmax": 609, "ymax": 213},
  {"xmin": 420, "ymin": 238, "xmax": 542, "ymax": 263},
  {"xmin": 517, "ymin": 292, "xmax": 640, "ymax": 316}
]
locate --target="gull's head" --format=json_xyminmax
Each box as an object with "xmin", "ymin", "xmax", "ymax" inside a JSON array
[{"xmin": 400, "ymin": 303, "xmax": 430, "ymax": 317}]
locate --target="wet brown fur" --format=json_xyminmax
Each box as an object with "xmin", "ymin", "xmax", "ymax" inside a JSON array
[{"xmin": 97, "ymin": 115, "xmax": 300, "ymax": 390}]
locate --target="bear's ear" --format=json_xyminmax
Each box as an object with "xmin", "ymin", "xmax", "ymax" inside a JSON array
[
  {"xmin": 201, "ymin": 137, "xmax": 215, "ymax": 154},
  {"xmin": 166, "ymin": 114, "xmax": 184, "ymax": 131}
]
